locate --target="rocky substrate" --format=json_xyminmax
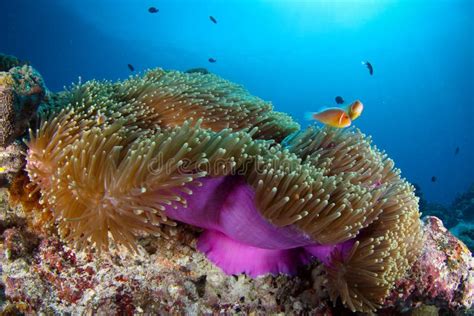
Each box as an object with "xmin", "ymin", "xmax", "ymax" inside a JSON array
[{"xmin": 0, "ymin": 187, "xmax": 472, "ymax": 315}]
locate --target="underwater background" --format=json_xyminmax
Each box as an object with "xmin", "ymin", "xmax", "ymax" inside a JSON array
[
  {"xmin": 1, "ymin": 0, "xmax": 473, "ymax": 205},
  {"xmin": 1, "ymin": 1, "xmax": 474, "ymax": 313}
]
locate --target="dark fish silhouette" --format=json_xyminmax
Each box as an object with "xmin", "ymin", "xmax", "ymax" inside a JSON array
[
  {"xmin": 431, "ymin": 176, "xmax": 437, "ymax": 182},
  {"xmin": 127, "ymin": 64, "xmax": 135, "ymax": 71},
  {"xmin": 208, "ymin": 58, "xmax": 217, "ymax": 63},
  {"xmin": 210, "ymin": 16, "xmax": 217, "ymax": 24},
  {"xmin": 335, "ymin": 96, "xmax": 344, "ymax": 104},
  {"xmin": 362, "ymin": 61, "xmax": 373, "ymax": 75},
  {"xmin": 148, "ymin": 7, "xmax": 159, "ymax": 13},
  {"xmin": 455, "ymin": 146, "xmax": 460, "ymax": 155}
]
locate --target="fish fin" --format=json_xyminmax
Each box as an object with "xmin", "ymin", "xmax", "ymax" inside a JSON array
[{"xmin": 304, "ymin": 112, "xmax": 315, "ymax": 121}]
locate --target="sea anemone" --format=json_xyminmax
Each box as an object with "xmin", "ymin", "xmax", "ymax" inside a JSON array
[
  {"xmin": 54, "ymin": 68, "xmax": 299, "ymax": 142},
  {"xmin": 25, "ymin": 68, "xmax": 422, "ymax": 312},
  {"xmin": 28, "ymin": 115, "xmax": 264, "ymax": 250},
  {"xmin": 283, "ymin": 127, "xmax": 422, "ymax": 311}
]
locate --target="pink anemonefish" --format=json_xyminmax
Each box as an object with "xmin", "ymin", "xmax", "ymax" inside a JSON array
[
  {"xmin": 305, "ymin": 100, "xmax": 364, "ymax": 128},
  {"xmin": 305, "ymin": 108, "xmax": 351, "ymax": 128},
  {"xmin": 347, "ymin": 100, "xmax": 363, "ymax": 120}
]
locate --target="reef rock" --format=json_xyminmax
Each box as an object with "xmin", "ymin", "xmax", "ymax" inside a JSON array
[
  {"xmin": 385, "ymin": 216, "xmax": 473, "ymax": 313},
  {"xmin": 452, "ymin": 221, "xmax": 474, "ymax": 253},
  {"xmin": 0, "ymin": 64, "xmax": 45, "ymax": 148},
  {"xmin": 0, "ymin": 188, "xmax": 473, "ymax": 314},
  {"xmin": 0, "ymin": 64, "xmax": 46, "ymax": 185},
  {"xmin": 452, "ymin": 184, "xmax": 474, "ymax": 222},
  {"xmin": 0, "ymin": 54, "xmax": 27, "ymax": 73}
]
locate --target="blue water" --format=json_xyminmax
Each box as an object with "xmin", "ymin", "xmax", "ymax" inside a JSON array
[{"xmin": 1, "ymin": 0, "xmax": 473, "ymax": 205}]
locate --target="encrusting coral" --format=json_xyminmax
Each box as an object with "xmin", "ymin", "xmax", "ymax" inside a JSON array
[
  {"xmin": 23, "ymin": 67, "xmax": 423, "ymax": 312},
  {"xmin": 1, "ymin": 63, "xmax": 45, "ymax": 187},
  {"xmin": 0, "ymin": 53, "xmax": 27, "ymax": 72}
]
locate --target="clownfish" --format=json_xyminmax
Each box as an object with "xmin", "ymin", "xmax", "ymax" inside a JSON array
[
  {"xmin": 305, "ymin": 108, "xmax": 351, "ymax": 128},
  {"xmin": 347, "ymin": 100, "xmax": 363, "ymax": 121},
  {"xmin": 306, "ymin": 100, "xmax": 364, "ymax": 128}
]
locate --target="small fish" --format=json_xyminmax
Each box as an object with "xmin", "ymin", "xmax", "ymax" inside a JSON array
[
  {"xmin": 0, "ymin": 167, "xmax": 6, "ymax": 173},
  {"xmin": 362, "ymin": 61, "xmax": 373, "ymax": 75},
  {"xmin": 148, "ymin": 7, "xmax": 159, "ymax": 13},
  {"xmin": 335, "ymin": 96, "xmax": 344, "ymax": 104},
  {"xmin": 209, "ymin": 16, "xmax": 217, "ymax": 24},
  {"xmin": 455, "ymin": 146, "xmax": 460, "ymax": 155},
  {"xmin": 97, "ymin": 112, "xmax": 106, "ymax": 125},
  {"xmin": 208, "ymin": 58, "xmax": 217, "ymax": 63},
  {"xmin": 305, "ymin": 108, "xmax": 351, "ymax": 128},
  {"xmin": 347, "ymin": 100, "xmax": 363, "ymax": 121},
  {"xmin": 431, "ymin": 176, "xmax": 437, "ymax": 182},
  {"xmin": 127, "ymin": 64, "xmax": 135, "ymax": 71}
]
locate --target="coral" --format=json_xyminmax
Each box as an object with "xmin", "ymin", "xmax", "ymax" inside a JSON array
[
  {"xmin": 0, "ymin": 64, "xmax": 46, "ymax": 149},
  {"xmin": 23, "ymin": 68, "xmax": 424, "ymax": 313},
  {"xmin": 0, "ymin": 186, "xmax": 335, "ymax": 315},
  {"xmin": 451, "ymin": 184, "xmax": 474, "ymax": 222},
  {"xmin": 0, "ymin": 54, "xmax": 26, "ymax": 72},
  {"xmin": 416, "ymin": 183, "xmax": 474, "ymax": 231},
  {"xmin": 0, "ymin": 142, "xmax": 26, "ymax": 185},
  {"xmin": 0, "ymin": 200, "xmax": 471, "ymax": 314},
  {"xmin": 451, "ymin": 221, "xmax": 474, "ymax": 251},
  {"xmin": 422, "ymin": 202, "xmax": 456, "ymax": 228},
  {"xmin": 385, "ymin": 216, "xmax": 473, "ymax": 312},
  {"xmin": 2, "ymin": 227, "xmax": 39, "ymax": 261},
  {"xmin": 7, "ymin": 170, "xmax": 51, "ymax": 233}
]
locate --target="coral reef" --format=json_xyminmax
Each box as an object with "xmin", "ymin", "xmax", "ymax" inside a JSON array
[
  {"xmin": 0, "ymin": 60, "xmax": 464, "ymax": 312},
  {"xmin": 0, "ymin": 63, "xmax": 46, "ymax": 186},
  {"xmin": 385, "ymin": 216, "xmax": 473, "ymax": 312},
  {"xmin": 452, "ymin": 222, "xmax": 474, "ymax": 251},
  {"xmin": 423, "ymin": 202, "xmax": 458, "ymax": 228},
  {"xmin": 452, "ymin": 184, "xmax": 474, "ymax": 222},
  {"xmin": 0, "ymin": 54, "xmax": 27, "ymax": 72},
  {"xmin": 0, "ymin": 142, "xmax": 25, "ymax": 186},
  {"xmin": 0, "ymin": 191, "xmax": 471, "ymax": 315},
  {"xmin": 0, "ymin": 65, "xmax": 46, "ymax": 148},
  {"xmin": 20, "ymin": 68, "xmax": 424, "ymax": 312},
  {"xmin": 419, "ymin": 182, "xmax": 474, "ymax": 251}
]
